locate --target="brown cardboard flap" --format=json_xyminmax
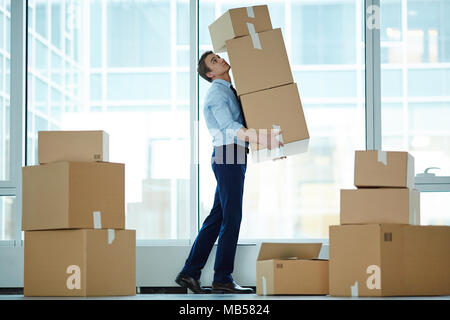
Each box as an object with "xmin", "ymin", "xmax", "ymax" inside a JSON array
[{"xmin": 257, "ymin": 243, "xmax": 322, "ymax": 261}]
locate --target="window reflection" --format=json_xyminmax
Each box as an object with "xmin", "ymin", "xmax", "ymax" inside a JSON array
[
  {"xmin": 381, "ymin": 0, "xmax": 450, "ymax": 176},
  {"xmin": 199, "ymin": 0, "xmax": 365, "ymax": 239},
  {"xmin": 27, "ymin": 0, "xmax": 190, "ymax": 240}
]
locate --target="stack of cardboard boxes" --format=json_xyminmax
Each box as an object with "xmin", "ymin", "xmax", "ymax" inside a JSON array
[
  {"xmin": 209, "ymin": 5, "xmax": 309, "ymax": 162},
  {"xmin": 329, "ymin": 150, "xmax": 450, "ymax": 296},
  {"xmin": 254, "ymin": 150, "xmax": 450, "ymax": 296},
  {"xmin": 22, "ymin": 131, "xmax": 136, "ymax": 297},
  {"xmin": 210, "ymin": 6, "xmax": 449, "ymax": 297}
]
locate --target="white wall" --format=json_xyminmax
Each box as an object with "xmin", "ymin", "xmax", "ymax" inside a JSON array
[{"xmin": 0, "ymin": 244, "xmax": 329, "ymax": 288}]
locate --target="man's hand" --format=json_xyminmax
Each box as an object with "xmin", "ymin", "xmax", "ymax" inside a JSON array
[
  {"xmin": 258, "ymin": 129, "xmax": 284, "ymax": 150},
  {"xmin": 237, "ymin": 127, "xmax": 284, "ymax": 150}
]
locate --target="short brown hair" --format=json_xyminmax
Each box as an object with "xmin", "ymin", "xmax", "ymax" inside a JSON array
[{"xmin": 197, "ymin": 50, "xmax": 214, "ymax": 83}]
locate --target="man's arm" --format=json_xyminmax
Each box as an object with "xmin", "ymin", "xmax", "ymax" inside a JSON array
[
  {"xmin": 207, "ymin": 96, "xmax": 245, "ymax": 138},
  {"xmin": 207, "ymin": 95, "xmax": 283, "ymax": 150}
]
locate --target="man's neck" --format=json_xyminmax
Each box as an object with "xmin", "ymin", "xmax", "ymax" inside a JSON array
[{"xmin": 213, "ymin": 73, "xmax": 231, "ymax": 84}]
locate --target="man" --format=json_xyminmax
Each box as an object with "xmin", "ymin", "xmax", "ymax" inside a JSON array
[{"xmin": 175, "ymin": 51, "xmax": 283, "ymax": 294}]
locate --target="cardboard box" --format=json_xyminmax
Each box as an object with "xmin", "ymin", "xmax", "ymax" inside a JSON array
[
  {"xmin": 227, "ymin": 28, "xmax": 293, "ymax": 96},
  {"xmin": 354, "ymin": 150, "xmax": 414, "ymax": 188},
  {"xmin": 24, "ymin": 229, "xmax": 136, "ymax": 296},
  {"xmin": 22, "ymin": 161, "xmax": 125, "ymax": 231},
  {"xmin": 208, "ymin": 5, "xmax": 272, "ymax": 53},
  {"xmin": 256, "ymin": 243, "xmax": 329, "ymax": 295},
  {"xmin": 38, "ymin": 130, "xmax": 109, "ymax": 164},
  {"xmin": 329, "ymin": 224, "xmax": 450, "ymax": 297},
  {"xmin": 240, "ymin": 83, "xmax": 309, "ymax": 162},
  {"xmin": 340, "ymin": 188, "xmax": 420, "ymax": 225}
]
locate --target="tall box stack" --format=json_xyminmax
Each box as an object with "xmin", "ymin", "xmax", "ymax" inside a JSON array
[
  {"xmin": 22, "ymin": 131, "xmax": 136, "ymax": 297},
  {"xmin": 209, "ymin": 5, "xmax": 309, "ymax": 162},
  {"xmin": 329, "ymin": 150, "xmax": 450, "ymax": 297},
  {"xmin": 341, "ymin": 151, "xmax": 419, "ymax": 225}
]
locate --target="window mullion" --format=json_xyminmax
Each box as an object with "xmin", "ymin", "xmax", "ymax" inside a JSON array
[
  {"xmin": 190, "ymin": 0, "xmax": 199, "ymax": 245},
  {"xmin": 10, "ymin": 0, "xmax": 27, "ymax": 247},
  {"xmin": 364, "ymin": 0, "xmax": 382, "ymax": 151}
]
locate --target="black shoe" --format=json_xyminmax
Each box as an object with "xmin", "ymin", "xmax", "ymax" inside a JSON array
[
  {"xmin": 175, "ymin": 272, "xmax": 212, "ymax": 294},
  {"xmin": 211, "ymin": 281, "xmax": 255, "ymax": 294}
]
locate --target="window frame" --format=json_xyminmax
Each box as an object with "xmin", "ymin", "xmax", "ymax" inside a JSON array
[
  {"xmin": 2, "ymin": 0, "xmax": 449, "ymax": 250},
  {"xmin": 1, "ymin": 0, "xmax": 25, "ymax": 247},
  {"xmin": 0, "ymin": 2, "xmax": 14, "ymax": 190}
]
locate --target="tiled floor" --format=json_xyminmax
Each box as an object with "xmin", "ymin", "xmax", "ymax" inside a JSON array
[{"xmin": 0, "ymin": 294, "xmax": 449, "ymax": 300}]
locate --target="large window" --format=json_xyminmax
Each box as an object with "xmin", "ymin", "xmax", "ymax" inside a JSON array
[
  {"xmin": 381, "ymin": 0, "xmax": 450, "ymax": 224},
  {"xmin": 3, "ymin": 0, "xmax": 448, "ymax": 247},
  {"xmin": 27, "ymin": 0, "xmax": 190, "ymax": 240},
  {"xmin": 381, "ymin": 0, "xmax": 450, "ymax": 175},
  {"xmin": 199, "ymin": 0, "xmax": 365, "ymax": 239}
]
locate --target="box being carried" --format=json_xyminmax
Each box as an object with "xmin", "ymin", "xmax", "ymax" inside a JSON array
[
  {"xmin": 329, "ymin": 224, "xmax": 450, "ymax": 297},
  {"xmin": 340, "ymin": 188, "xmax": 420, "ymax": 225},
  {"xmin": 354, "ymin": 150, "xmax": 415, "ymax": 188},
  {"xmin": 24, "ymin": 229, "xmax": 136, "ymax": 296},
  {"xmin": 256, "ymin": 243, "xmax": 328, "ymax": 295},
  {"xmin": 208, "ymin": 5, "xmax": 309, "ymax": 162},
  {"xmin": 240, "ymin": 83, "xmax": 309, "ymax": 162},
  {"xmin": 38, "ymin": 130, "xmax": 109, "ymax": 164},
  {"xmin": 226, "ymin": 28, "xmax": 293, "ymax": 96},
  {"xmin": 208, "ymin": 5, "xmax": 272, "ymax": 53},
  {"xmin": 22, "ymin": 161, "xmax": 125, "ymax": 231}
]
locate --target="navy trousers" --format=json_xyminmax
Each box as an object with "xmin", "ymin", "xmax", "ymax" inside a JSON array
[{"xmin": 181, "ymin": 144, "xmax": 247, "ymax": 283}]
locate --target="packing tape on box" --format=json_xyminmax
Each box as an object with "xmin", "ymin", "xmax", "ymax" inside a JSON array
[
  {"xmin": 272, "ymin": 124, "xmax": 286, "ymax": 161},
  {"xmin": 108, "ymin": 229, "xmax": 115, "ymax": 245},
  {"xmin": 350, "ymin": 281, "xmax": 359, "ymax": 297},
  {"xmin": 262, "ymin": 276, "xmax": 267, "ymax": 295},
  {"xmin": 377, "ymin": 150, "xmax": 387, "ymax": 166},
  {"xmin": 246, "ymin": 23, "xmax": 262, "ymax": 50},
  {"xmin": 246, "ymin": 6, "xmax": 255, "ymax": 18},
  {"xmin": 93, "ymin": 211, "xmax": 102, "ymax": 229}
]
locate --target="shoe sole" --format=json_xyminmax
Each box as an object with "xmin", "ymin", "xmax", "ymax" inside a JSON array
[{"xmin": 211, "ymin": 289, "xmax": 254, "ymax": 294}]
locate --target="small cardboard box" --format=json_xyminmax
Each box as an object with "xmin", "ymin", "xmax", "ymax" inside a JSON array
[
  {"xmin": 38, "ymin": 130, "xmax": 109, "ymax": 164},
  {"xmin": 240, "ymin": 83, "xmax": 309, "ymax": 162},
  {"xmin": 22, "ymin": 161, "xmax": 125, "ymax": 231},
  {"xmin": 227, "ymin": 28, "xmax": 293, "ymax": 96},
  {"xmin": 256, "ymin": 243, "xmax": 329, "ymax": 295},
  {"xmin": 329, "ymin": 224, "xmax": 450, "ymax": 297},
  {"xmin": 354, "ymin": 150, "xmax": 414, "ymax": 188},
  {"xmin": 208, "ymin": 5, "xmax": 272, "ymax": 53},
  {"xmin": 340, "ymin": 188, "xmax": 420, "ymax": 225},
  {"xmin": 24, "ymin": 229, "xmax": 136, "ymax": 296}
]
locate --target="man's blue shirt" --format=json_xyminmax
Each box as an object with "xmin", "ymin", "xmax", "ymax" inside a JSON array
[{"xmin": 203, "ymin": 79, "xmax": 248, "ymax": 148}]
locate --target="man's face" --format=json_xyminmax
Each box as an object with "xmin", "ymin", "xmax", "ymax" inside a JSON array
[{"xmin": 205, "ymin": 53, "xmax": 230, "ymax": 80}]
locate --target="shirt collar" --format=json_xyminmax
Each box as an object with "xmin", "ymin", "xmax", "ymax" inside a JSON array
[{"xmin": 212, "ymin": 79, "xmax": 232, "ymax": 88}]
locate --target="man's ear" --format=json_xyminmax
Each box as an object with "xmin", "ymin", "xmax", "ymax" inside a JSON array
[{"xmin": 206, "ymin": 71, "xmax": 215, "ymax": 80}]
